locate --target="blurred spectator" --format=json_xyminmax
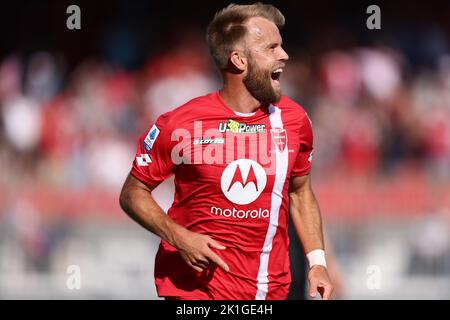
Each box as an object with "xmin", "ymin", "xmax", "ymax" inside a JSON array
[{"xmin": 407, "ymin": 213, "xmax": 450, "ymax": 275}]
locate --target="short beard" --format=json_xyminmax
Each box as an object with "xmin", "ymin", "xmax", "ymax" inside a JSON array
[{"xmin": 243, "ymin": 58, "xmax": 281, "ymax": 106}]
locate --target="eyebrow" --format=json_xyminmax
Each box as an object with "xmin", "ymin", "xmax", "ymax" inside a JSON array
[{"xmin": 266, "ymin": 41, "xmax": 282, "ymax": 49}]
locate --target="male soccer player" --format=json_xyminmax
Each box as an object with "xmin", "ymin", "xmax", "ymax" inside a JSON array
[{"xmin": 120, "ymin": 3, "xmax": 333, "ymax": 300}]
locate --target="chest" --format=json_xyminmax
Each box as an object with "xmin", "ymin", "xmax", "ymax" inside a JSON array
[{"xmin": 172, "ymin": 116, "xmax": 301, "ymax": 185}]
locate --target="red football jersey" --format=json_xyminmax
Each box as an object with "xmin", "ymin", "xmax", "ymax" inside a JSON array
[{"xmin": 131, "ymin": 92, "xmax": 313, "ymax": 300}]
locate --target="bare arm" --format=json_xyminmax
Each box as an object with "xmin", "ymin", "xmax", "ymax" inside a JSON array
[
  {"xmin": 289, "ymin": 174, "xmax": 324, "ymax": 253},
  {"xmin": 119, "ymin": 173, "xmax": 229, "ymax": 273},
  {"xmin": 289, "ymin": 174, "xmax": 333, "ymax": 299},
  {"xmin": 119, "ymin": 173, "xmax": 185, "ymax": 246}
]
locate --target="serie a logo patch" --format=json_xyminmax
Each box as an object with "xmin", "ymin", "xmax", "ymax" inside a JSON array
[{"xmin": 143, "ymin": 124, "xmax": 160, "ymax": 152}]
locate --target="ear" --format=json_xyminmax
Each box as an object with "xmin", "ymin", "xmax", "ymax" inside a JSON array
[{"xmin": 229, "ymin": 50, "xmax": 247, "ymax": 72}]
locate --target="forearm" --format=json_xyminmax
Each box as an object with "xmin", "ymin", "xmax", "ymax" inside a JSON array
[
  {"xmin": 289, "ymin": 188, "xmax": 324, "ymax": 254},
  {"xmin": 119, "ymin": 175, "xmax": 186, "ymax": 247}
]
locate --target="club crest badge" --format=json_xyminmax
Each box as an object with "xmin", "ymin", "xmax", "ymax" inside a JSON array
[{"xmin": 270, "ymin": 127, "xmax": 287, "ymax": 152}]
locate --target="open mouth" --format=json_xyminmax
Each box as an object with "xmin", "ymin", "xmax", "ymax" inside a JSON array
[{"xmin": 271, "ymin": 68, "xmax": 283, "ymax": 82}]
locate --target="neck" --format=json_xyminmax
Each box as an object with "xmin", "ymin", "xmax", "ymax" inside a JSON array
[{"xmin": 219, "ymin": 79, "xmax": 261, "ymax": 114}]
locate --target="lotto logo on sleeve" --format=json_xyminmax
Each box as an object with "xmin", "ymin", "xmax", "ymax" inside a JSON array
[
  {"xmin": 136, "ymin": 154, "xmax": 152, "ymax": 166},
  {"xmin": 143, "ymin": 125, "xmax": 160, "ymax": 152},
  {"xmin": 308, "ymin": 150, "xmax": 314, "ymax": 162}
]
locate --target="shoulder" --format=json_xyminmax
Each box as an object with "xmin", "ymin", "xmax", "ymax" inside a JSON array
[
  {"xmin": 154, "ymin": 92, "xmax": 217, "ymax": 130},
  {"xmin": 276, "ymin": 96, "xmax": 311, "ymax": 123}
]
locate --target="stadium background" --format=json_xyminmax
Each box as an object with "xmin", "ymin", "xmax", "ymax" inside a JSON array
[{"xmin": 1, "ymin": 0, "xmax": 449, "ymax": 299}]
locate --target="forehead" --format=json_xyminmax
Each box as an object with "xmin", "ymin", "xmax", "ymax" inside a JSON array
[{"xmin": 244, "ymin": 16, "xmax": 282, "ymax": 45}]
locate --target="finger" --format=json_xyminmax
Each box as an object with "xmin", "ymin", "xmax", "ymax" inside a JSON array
[
  {"xmin": 321, "ymin": 284, "xmax": 334, "ymax": 300},
  {"xmin": 208, "ymin": 239, "xmax": 227, "ymax": 250},
  {"xmin": 181, "ymin": 252, "xmax": 203, "ymax": 270},
  {"xmin": 189, "ymin": 262, "xmax": 204, "ymax": 273},
  {"xmin": 309, "ymin": 278, "xmax": 319, "ymax": 298},
  {"xmin": 206, "ymin": 250, "xmax": 229, "ymax": 272},
  {"xmin": 194, "ymin": 257, "xmax": 211, "ymax": 269}
]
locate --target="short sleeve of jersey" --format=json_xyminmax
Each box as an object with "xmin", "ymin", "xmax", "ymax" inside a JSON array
[
  {"xmin": 291, "ymin": 111, "xmax": 314, "ymax": 177},
  {"xmin": 131, "ymin": 113, "xmax": 176, "ymax": 188}
]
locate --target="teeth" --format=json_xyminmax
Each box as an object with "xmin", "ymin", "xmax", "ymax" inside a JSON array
[{"xmin": 273, "ymin": 68, "xmax": 283, "ymax": 73}]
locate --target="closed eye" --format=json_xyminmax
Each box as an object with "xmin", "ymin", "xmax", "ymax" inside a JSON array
[{"xmin": 268, "ymin": 41, "xmax": 283, "ymax": 51}]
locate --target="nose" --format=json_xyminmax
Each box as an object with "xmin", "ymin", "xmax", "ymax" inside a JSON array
[{"xmin": 278, "ymin": 47, "xmax": 289, "ymax": 61}]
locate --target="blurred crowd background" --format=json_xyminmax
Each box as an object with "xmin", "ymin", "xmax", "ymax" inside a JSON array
[{"xmin": 1, "ymin": 0, "xmax": 450, "ymax": 299}]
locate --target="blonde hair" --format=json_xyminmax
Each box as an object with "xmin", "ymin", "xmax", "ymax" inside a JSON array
[{"xmin": 206, "ymin": 3, "xmax": 285, "ymax": 70}]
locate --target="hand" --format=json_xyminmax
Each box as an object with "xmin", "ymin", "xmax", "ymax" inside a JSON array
[
  {"xmin": 308, "ymin": 265, "xmax": 334, "ymax": 300},
  {"xmin": 173, "ymin": 228, "xmax": 229, "ymax": 273}
]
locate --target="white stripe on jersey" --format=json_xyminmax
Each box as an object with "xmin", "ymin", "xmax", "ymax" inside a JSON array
[{"xmin": 255, "ymin": 105, "xmax": 289, "ymax": 300}]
